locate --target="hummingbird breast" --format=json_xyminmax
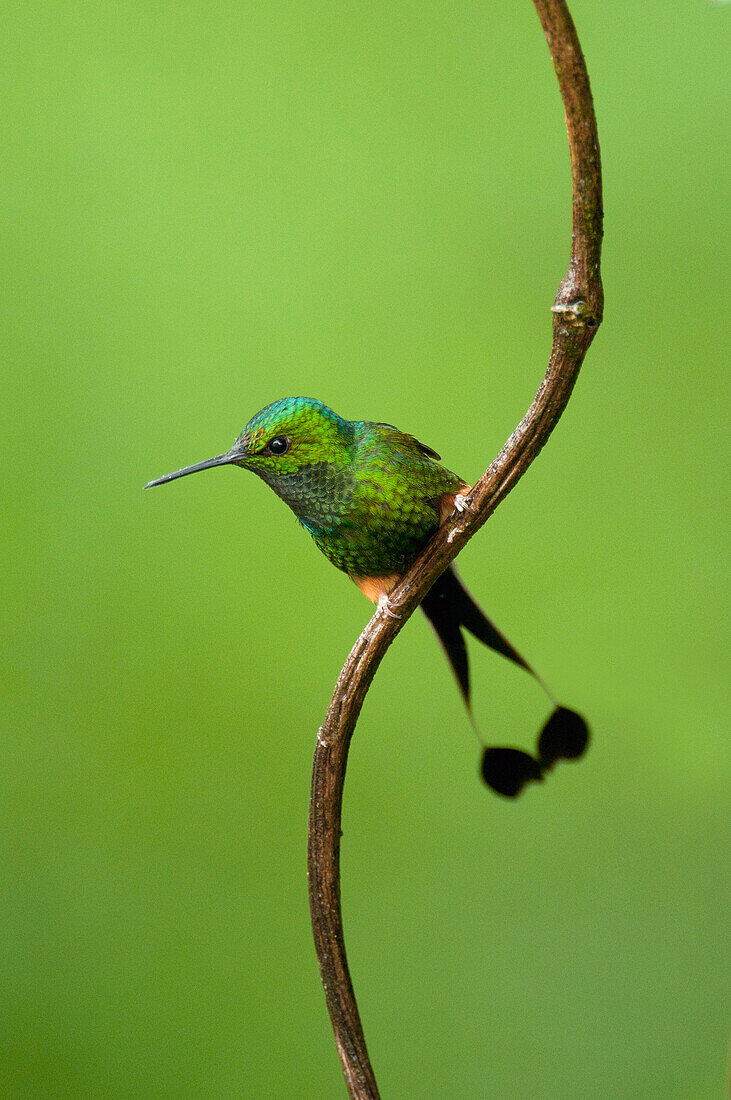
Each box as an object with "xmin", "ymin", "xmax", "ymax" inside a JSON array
[
  {"xmin": 257, "ymin": 459, "xmax": 417, "ymax": 575},
  {"xmin": 255, "ymin": 420, "xmax": 466, "ymax": 579}
]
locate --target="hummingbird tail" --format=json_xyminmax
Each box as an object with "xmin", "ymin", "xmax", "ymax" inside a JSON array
[
  {"xmin": 420, "ymin": 565, "xmax": 541, "ymax": 709},
  {"xmin": 420, "ymin": 566, "xmax": 590, "ymax": 798}
]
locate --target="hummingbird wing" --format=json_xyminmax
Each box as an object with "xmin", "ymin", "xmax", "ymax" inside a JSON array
[{"xmin": 371, "ymin": 423, "xmax": 441, "ymax": 460}]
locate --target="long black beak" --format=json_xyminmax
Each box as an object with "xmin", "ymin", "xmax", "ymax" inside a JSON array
[{"xmin": 144, "ymin": 447, "xmax": 244, "ymax": 489}]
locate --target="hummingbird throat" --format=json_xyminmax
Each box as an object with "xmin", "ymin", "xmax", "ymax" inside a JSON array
[{"xmin": 252, "ymin": 461, "xmax": 353, "ymax": 537}]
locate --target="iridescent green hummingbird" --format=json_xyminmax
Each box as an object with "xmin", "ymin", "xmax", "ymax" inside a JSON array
[{"xmin": 146, "ymin": 396, "xmax": 588, "ymax": 796}]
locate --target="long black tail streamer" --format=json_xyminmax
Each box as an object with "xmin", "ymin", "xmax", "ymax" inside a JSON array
[{"xmin": 421, "ymin": 566, "xmax": 589, "ymax": 797}]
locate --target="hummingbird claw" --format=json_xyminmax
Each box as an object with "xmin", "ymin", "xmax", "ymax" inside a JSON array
[
  {"xmin": 377, "ymin": 594, "xmax": 401, "ymax": 620},
  {"xmin": 454, "ymin": 493, "xmax": 472, "ymax": 513}
]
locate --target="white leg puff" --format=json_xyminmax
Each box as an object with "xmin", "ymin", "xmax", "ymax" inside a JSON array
[{"xmin": 377, "ymin": 593, "xmax": 401, "ymax": 620}]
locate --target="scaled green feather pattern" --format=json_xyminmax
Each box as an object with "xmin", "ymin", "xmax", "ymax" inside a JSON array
[
  {"xmin": 146, "ymin": 394, "xmax": 591, "ymax": 799},
  {"xmin": 234, "ymin": 397, "xmax": 466, "ymax": 577}
]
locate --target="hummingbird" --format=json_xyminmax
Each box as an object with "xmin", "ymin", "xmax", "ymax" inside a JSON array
[{"xmin": 146, "ymin": 396, "xmax": 588, "ymax": 797}]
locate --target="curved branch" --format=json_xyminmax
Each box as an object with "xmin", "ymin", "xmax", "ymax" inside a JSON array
[{"xmin": 307, "ymin": 1, "xmax": 603, "ymax": 1095}]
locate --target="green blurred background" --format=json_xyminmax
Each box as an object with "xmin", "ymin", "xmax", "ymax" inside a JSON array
[{"xmin": 3, "ymin": 1, "xmax": 728, "ymax": 1096}]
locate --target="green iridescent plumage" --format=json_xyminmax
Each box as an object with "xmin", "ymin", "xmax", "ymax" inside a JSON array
[
  {"xmin": 146, "ymin": 395, "xmax": 590, "ymax": 797},
  {"xmin": 229, "ymin": 397, "xmax": 465, "ymax": 577}
]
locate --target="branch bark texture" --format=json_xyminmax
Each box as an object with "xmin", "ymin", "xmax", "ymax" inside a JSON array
[{"xmin": 307, "ymin": 2, "xmax": 604, "ymax": 1096}]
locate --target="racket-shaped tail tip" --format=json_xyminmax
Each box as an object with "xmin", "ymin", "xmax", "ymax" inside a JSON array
[
  {"xmin": 537, "ymin": 707, "xmax": 590, "ymax": 769},
  {"xmin": 480, "ymin": 747, "xmax": 544, "ymax": 799}
]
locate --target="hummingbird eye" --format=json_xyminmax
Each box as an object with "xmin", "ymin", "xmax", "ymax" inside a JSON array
[{"xmin": 267, "ymin": 435, "xmax": 290, "ymax": 456}]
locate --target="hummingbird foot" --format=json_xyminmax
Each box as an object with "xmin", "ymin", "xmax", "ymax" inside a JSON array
[
  {"xmin": 454, "ymin": 493, "xmax": 473, "ymax": 513},
  {"xmin": 376, "ymin": 593, "xmax": 402, "ymax": 620}
]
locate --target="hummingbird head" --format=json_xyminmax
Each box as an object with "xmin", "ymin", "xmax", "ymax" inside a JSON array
[
  {"xmin": 145, "ymin": 397, "xmax": 354, "ymax": 490},
  {"xmin": 235, "ymin": 397, "xmax": 354, "ymax": 479}
]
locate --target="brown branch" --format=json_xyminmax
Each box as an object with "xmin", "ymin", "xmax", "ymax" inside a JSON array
[{"xmin": 307, "ymin": 1, "xmax": 603, "ymax": 1095}]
